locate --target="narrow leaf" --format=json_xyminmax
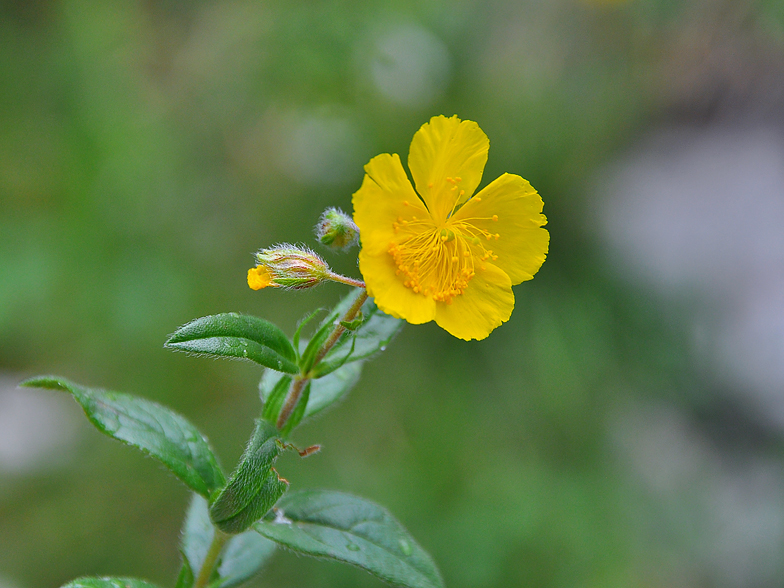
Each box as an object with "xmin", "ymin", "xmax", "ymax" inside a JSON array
[
  {"xmin": 260, "ymin": 373, "xmax": 292, "ymax": 423},
  {"xmin": 293, "ymin": 309, "xmax": 323, "ymax": 360},
  {"xmin": 61, "ymin": 579, "xmax": 162, "ymax": 588},
  {"xmin": 165, "ymin": 314, "xmax": 298, "ymax": 374},
  {"xmin": 210, "ymin": 420, "xmax": 288, "ymax": 534},
  {"xmin": 181, "ymin": 494, "xmax": 276, "ymax": 588},
  {"xmin": 175, "ymin": 560, "xmax": 194, "ymax": 588},
  {"xmin": 22, "ymin": 376, "xmax": 225, "ymax": 498},
  {"xmin": 254, "ymin": 490, "xmax": 443, "ymax": 588},
  {"xmin": 298, "ymin": 313, "xmax": 338, "ymax": 374}
]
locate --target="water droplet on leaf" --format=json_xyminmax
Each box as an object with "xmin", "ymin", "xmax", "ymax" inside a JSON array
[
  {"xmin": 399, "ymin": 539, "xmax": 412, "ymax": 555},
  {"xmin": 346, "ymin": 542, "xmax": 360, "ymax": 551}
]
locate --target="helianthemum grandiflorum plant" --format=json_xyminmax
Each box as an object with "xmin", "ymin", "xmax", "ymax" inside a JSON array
[{"xmin": 20, "ymin": 115, "xmax": 547, "ymax": 588}]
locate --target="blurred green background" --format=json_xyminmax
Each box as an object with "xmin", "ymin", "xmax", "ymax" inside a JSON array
[{"xmin": 3, "ymin": 0, "xmax": 784, "ymax": 587}]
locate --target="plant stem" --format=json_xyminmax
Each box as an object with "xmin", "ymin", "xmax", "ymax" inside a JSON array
[
  {"xmin": 276, "ymin": 288, "xmax": 369, "ymax": 431},
  {"xmin": 194, "ymin": 528, "xmax": 230, "ymax": 588},
  {"xmin": 313, "ymin": 289, "xmax": 368, "ymax": 366},
  {"xmin": 276, "ymin": 375, "xmax": 307, "ymax": 429}
]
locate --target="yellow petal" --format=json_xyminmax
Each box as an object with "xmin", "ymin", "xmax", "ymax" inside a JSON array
[
  {"xmin": 248, "ymin": 266, "xmax": 272, "ymax": 290},
  {"xmin": 452, "ymin": 173, "xmax": 549, "ymax": 285},
  {"xmin": 352, "ymin": 153, "xmax": 430, "ymax": 257},
  {"xmin": 434, "ymin": 263, "xmax": 514, "ymax": 340},
  {"xmin": 408, "ymin": 115, "xmax": 489, "ymax": 222},
  {"xmin": 358, "ymin": 247, "xmax": 436, "ymax": 324}
]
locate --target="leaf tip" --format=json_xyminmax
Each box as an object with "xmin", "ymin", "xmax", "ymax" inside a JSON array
[{"xmin": 18, "ymin": 375, "xmax": 70, "ymax": 392}]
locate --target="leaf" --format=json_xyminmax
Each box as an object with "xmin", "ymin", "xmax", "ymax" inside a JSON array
[
  {"xmin": 260, "ymin": 362, "xmax": 362, "ymax": 421},
  {"xmin": 260, "ymin": 373, "xmax": 292, "ymax": 423},
  {"xmin": 21, "ymin": 376, "xmax": 225, "ymax": 498},
  {"xmin": 175, "ymin": 561, "xmax": 194, "ymax": 588},
  {"xmin": 254, "ymin": 490, "xmax": 443, "ymax": 588},
  {"xmin": 210, "ymin": 420, "xmax": 288, "ymax": 534},
  {"xmin": 298, "ymin": 312, "xmax": 337, "ymax": 374},
  {"xmin": 181, "ymin": 494, "xmax": 276, "ymax": 588},
  {"xmin": 61, "ymin": 578, "xmax": 162, "ymax": 588},
  {"xmin": 292, "ymin": 308, "xmax": 323, "ymax": 360},
  {"xmin": 215, "ymin": 530, "xmax": 277, "ymax": 588},
  {"xmin": 165, "ymin": 313, "xmax": 298, "ymax": 374}
]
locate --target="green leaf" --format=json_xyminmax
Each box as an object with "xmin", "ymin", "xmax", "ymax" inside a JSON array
[
  {"xmin": 260, "ymin": 361, "xmax": 362, "ymax": 421},
  {"xmin": 210, "ymin": 420, "xmax": 288, "ymax": 534},
  {"xmin": 21, "ymin": 376, "xmax": 225, "ymax": 498},
  {"xmin": 181, "ymin": 494, "xmax": 276, "ymax": 588},
  {"xmin": 298, "ymin": 312, "xmax": 337, "ymax": 374},
  {"xmin": 292, "ymin": 308, "xmax": 322, "ymax": 360},
  {"xmin": 175, "ymin": 560, "xmax": 194, "ymax": 588},
  {"xmin": 260, "ymin": 373, "xmax": 292, "ymax": 423},
  {"xmin": 254, "ymin": 490, "xmax": 443, "ymax": 588},
  {"xmin": 165, "ymin": 313, "xmax": 298, "ymax": 374},
  {"xmin": 61, "ymin": 579, "xmax": 162, "ymax": 588}
]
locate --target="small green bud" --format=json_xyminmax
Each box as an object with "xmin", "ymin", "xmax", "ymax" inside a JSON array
[
  {"xmin": 315, "ymin": 207, "xmax": 359, "ymax": 250},
  {"xmin": 248, "ymin": 244, "xmax": 331, "ymax": 290}
]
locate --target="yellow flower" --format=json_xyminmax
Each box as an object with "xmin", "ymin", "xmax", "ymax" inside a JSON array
[{"xmin": 352, "ymin": 115, "xmax": 549, "ymax": 340}]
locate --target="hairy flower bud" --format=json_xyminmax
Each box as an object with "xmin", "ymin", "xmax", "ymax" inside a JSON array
[
  {"xmin": 315, "ymin": 207, "xmax": 359, "ymax": 250},
  {"xmin": 248, "ymin": 244, "xmax": 331, "ymax": 290}
]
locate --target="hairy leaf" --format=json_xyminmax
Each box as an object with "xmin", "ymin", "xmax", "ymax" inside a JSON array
[
  {"xmin": 165, "ymin": 313, "xmax": 298, "ymax": 374},
  {"xmin": 210, "ymin": 420, "xmax": 288, "ymax": 534},
  {"xmin": 254, "ymin": 490, "xmax": 443, "ymax": 588},
  {"xmin": 22, "ymin": 376, "xmax": 224, "ymax": 498}
]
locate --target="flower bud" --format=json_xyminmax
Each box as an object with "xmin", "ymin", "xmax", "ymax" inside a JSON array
[
  {"xmin": 315, "ymin": 207, "xmax": 359, "ymax": 250},
  {"xmin": 248, "ymin": 244, "xmax": 331, "ymax": 290}
]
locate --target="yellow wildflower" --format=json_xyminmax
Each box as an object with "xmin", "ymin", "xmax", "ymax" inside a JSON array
[{"xmin": 352, "ymin": 115, "xmax": 549, "ymax": 340}]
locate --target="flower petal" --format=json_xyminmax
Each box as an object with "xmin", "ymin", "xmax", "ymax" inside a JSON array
[
  {"xmin": 408, "ymin": 115, "xmax": 489, "ymax": 222},
  {"xmin": 452, "ymin": 173, "xmax": 549, "ymax": 285},
  {"xmin": 248, "ymin": 266, "xmax": 272, "ymax": 290},
  {"xmin": 434, "ymin": 263, "xmax": 514, "ymax": 340},
  {"xmin": 358, "ymin": 247, "xmax": 436, "ymax": 324},
  {"xmin": 352, "ymin": 153, "xmax": 430, "ymax": 257}
]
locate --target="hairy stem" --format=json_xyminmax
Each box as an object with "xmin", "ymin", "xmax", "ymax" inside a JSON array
[
  {"xmin": 276, "ymin": 288, "xmax": 369, "ymax": 431},
  {"xmin": 327, "ymin": 272, "xmax": 366, "ymax": 289},
  {"xmin": 194, "ymin": 528, "xmax": 230, "ymax": 588}
]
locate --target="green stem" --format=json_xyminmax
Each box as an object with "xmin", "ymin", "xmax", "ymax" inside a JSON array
[
  {"xmin": 276, "ymin": 288, "xmax": 369, "ymax": 431},
  {"xmin": 194, "ymin": 528, "xmax": 230, "ymax": 588}
]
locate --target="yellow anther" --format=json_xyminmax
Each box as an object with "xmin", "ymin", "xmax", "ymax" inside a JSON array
[
  {"xmin": 474, "ymin": 197, "xmax": 482, "ymax": 202},
  {"xmin": 492, "ymin": 215, "xmax": 498, "ymax": 221},
  {"xmin": 403, "ymin": 200, "xmax": 409, "ymax": 206},
  {"xmin": 455, "ymin": 176, "xmax": 462, "ymax": 182}
]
